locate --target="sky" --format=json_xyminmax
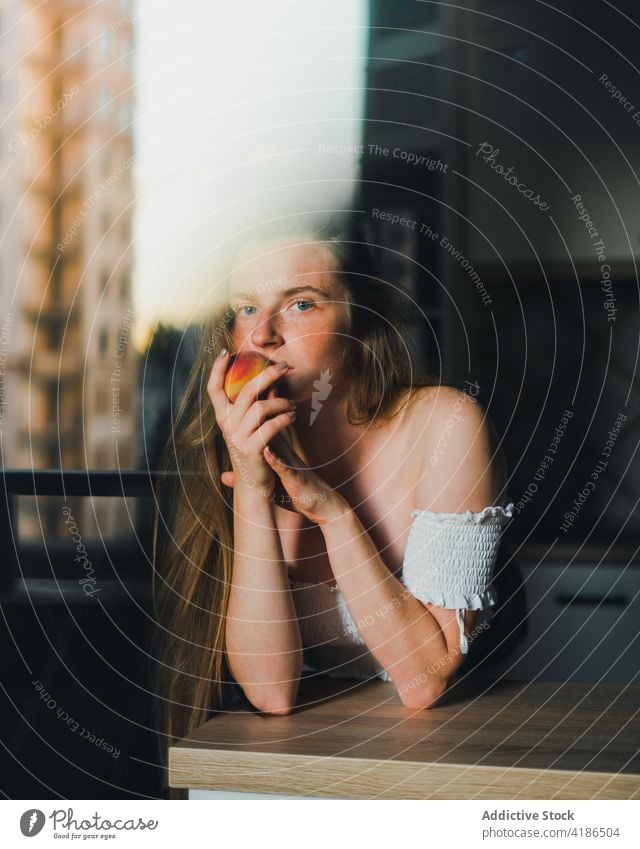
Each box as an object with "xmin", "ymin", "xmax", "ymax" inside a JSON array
[{"xmin": 131, "ymin": 0, "xmax": 367, "ymax": 347}]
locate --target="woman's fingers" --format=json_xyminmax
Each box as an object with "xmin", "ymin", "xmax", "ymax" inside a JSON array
[
  {"xmin": 263, "ymin": 444, "xmax": 310, "ymax": 496},
  {"xmin": 269, "ymin": 430, "xmax": 292, "ymax": 459},
  {"xmin": 232, "ymin": 360, "xmax": 289, "ymax": 417},
  {"xmin": 207, "ymin": 351, "xmax": 298, "ymax": 496},
  {"xmin": 248, "ymin": 410, "xmax": 297, "ymax": 452},
  {"xmin": 268, "ymin": 429, "xmax": 305, "ymax": 470},
  {"xmin": 248, "ymin": 398, "xmax": 296, "ymax": 434},
  {"xmin": 207, "ymin": 352, "xmax": 290, "ymax": 434}
]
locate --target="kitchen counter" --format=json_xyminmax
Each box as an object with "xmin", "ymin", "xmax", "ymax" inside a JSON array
[{"xmin": 169, "ymin": 675, "xmax": 640, "ymax": 799}]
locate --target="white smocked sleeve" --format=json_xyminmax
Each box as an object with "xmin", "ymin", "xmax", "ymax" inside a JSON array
[{"xmin": 400, "ymin": 502, "xmax": 515, "ymax": 655}]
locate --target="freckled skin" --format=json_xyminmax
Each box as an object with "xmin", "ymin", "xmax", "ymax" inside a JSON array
[{"xmin": 228, "ymin": 238, "xmax": 352, "ymax": 406}]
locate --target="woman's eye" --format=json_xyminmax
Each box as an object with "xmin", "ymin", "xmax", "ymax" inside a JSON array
[
  {"xmin": 291, "ymin": 300, "xmax": 315, "ymax": 312},
  {"xmin": 233, "ymin": 300, "xmax": 314, "ymax": 317}
]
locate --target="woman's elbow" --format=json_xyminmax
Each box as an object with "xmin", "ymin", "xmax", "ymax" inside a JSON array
[
  {"xmin": 397, "ymin": 677, "xmax": 448, "ymax": 711},
  {"xmin": 251, "ymin": 694, "xmax": 297, "ymax": 715},
  {"xmin": 244, "ymin": 683, "xmax": 300, "ymax": 715},
  {"xmin": 259, "ymin": 702, "xmax": 296, "ymax": 716}
]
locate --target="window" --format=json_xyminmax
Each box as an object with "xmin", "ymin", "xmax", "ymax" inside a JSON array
[
  {"xmin": 95, "ymin": 384, "xmax": 108, "ymax": 414},
  {"xmin": 120, "ymin": 384, "xmax": 131, "ymax": 410},
  {"xmin": 46, "ymin": 383, "xmax": 58, "ymax": 422},
  {"xmin": 47, "ymin": 317, "xmax": 63, "ymax": 350},
  {"xmin": 94, "ymin": 443, "xmax": 112, "ymax": 467},
  {"xmin": 98, "ymin": 328, "xmax": 108, "ymax": 356},
  {"xmin": 118, "ymin": 443, "xmax": 132, "ymax": 466}
]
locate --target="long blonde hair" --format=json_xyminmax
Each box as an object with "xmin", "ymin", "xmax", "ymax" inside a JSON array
[{"xmin": 150, "ymin": 215, "xmax": 440, "ymax": 798}]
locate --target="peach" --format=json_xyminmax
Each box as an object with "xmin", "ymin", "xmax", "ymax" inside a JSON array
[{"xmin": 223, "ymin": 350, "xmax": 274, "ymax": 402}]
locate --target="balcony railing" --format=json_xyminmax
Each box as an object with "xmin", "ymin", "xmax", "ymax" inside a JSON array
[{"xmin": 1, "ymin": 469, "xmax": 166, "ymax": 594}]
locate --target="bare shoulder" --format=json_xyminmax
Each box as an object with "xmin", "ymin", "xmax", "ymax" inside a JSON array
[
  {"xmin": 408, "ymin": 384, "xmax": 508, "ymax": 510},
  {"xmin": 404, "ymin": 383, "xmax": 483, "ymax": 428}
]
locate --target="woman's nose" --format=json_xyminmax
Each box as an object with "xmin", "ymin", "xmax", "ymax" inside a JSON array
[{"xmin": 249, "ymin": 309, "xmax": 283, "ymax": 347}]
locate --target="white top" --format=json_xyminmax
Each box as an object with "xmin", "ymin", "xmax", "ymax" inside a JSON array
[{"xmin": 289, "ymin": 503, "xmax": 515, "ymax": 682}]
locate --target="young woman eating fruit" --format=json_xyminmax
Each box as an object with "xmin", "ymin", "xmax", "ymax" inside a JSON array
[{"xmin": 151, "ymin": 213, "xmax": 518, "ymax": 797}]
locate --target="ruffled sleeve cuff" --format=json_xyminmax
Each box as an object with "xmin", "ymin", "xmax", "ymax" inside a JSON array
[{"xmin": 400, "ymin": 502, "xmax": 514, "ymax": 654}]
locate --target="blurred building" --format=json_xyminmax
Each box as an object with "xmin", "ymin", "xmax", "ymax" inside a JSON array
[{"xmin": 0, "ymin": 0, "xmax": 137, "ymax": 537}]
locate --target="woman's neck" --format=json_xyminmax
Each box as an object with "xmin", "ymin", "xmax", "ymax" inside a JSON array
[{"xmin": 289, "ymin": 393, "xmax": 374, "ymax": 475}]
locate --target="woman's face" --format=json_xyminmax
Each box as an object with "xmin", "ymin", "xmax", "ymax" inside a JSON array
[{"xmin": 227, "ymin": 238, "xmax": 352, "ymax": 402}]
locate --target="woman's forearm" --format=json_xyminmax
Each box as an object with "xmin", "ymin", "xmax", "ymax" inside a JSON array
[
  {"xmin": 225, "ymin": 487, "xmax": 302, "ymax": 713},
  {"xmin": 319, "ymin": 507, "xmax": 454, "ymax": 706}
]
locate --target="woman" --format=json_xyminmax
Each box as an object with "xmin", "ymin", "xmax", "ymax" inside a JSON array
[{"xmin": 151, "ymin": 214, "xmax": 516, "ymax": 798}]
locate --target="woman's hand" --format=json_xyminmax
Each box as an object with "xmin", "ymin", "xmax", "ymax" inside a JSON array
[
  {"xmin": 207, "ymin": 350, "xmax": 297, "ymax": 498},
  {"xmin": 220, "ymin": 438, "xmax": 349, "ymax": 524},
  {"xmin": 262, "ymin": 439, "xmax": 349, "ymax": 526}
]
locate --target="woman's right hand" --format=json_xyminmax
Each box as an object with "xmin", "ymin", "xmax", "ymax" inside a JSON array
[{"xmin": 207, "ymin": 350, "xmax": 297, "ymax": 496}]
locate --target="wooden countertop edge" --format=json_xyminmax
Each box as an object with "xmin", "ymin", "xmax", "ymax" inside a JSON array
[{"xmin": 168, "ymin": 747, "xmax": 640, "ymax": 800}]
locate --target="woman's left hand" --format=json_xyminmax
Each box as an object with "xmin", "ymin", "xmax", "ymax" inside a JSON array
[
  {"xmin": 219, "ymin": 436, "xmax": 348, "ymax": 525},
  {"xmin": 261, "ymin": 441, "xmax": 349, "ymax": 525}
]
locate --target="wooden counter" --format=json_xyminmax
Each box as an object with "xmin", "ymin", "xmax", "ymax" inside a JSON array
[{"xmin": 169, "ymin": 675, "xmax": 640, "ymax": 799}]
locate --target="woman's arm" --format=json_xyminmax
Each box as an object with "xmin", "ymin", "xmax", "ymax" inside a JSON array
[
  {"xmin": 261, "ymin": 388, "xmax": 507, "ymax": 710},
  {"xmin": 225, "ymin": 486, "xmax": 303, "ymax": 714},
  {"xmin": 260, "ymin": 446, "xmax": 456, "ymax": 708},
  {"xmin": 317, "ymin": 389, "xmax": 508, "ymax": 709},
  {"xmin": 319, "ymin": 508, "xmax": 454, "ymax": 709},
  {"xmin": 206, "ymin": 349, "xmax": 302, "ymax": 713}
]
